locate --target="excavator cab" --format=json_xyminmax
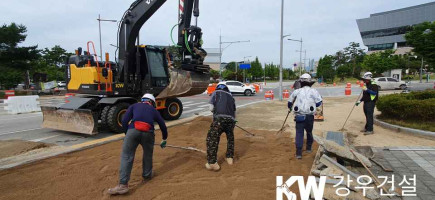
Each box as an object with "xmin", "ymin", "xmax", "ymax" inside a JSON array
[{"xmin": 125, "ymin": 46, "xmax": 170, "ymax": 92}]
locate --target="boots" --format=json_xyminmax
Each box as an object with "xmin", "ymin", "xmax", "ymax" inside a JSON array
[
  {"xmin": 364, "ymin": 131, "xmax": 374, "ymax": 135},
  {"xmin": 108, "ymin": 184, "xmax": 129, "ymax": 195},
  {"xmin": 205, "ymin": 162, "xmax": 220, "ymax": 171},
  {"xmin": 226, "ymin": 158, "xmax": 234, "ymax": 165}
]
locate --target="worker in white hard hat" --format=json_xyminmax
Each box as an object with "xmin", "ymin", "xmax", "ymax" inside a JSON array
[
  {"xmin": 108, "ymin": 93, "xmax": 168, "ymax": 195},
  {"xmin": 355, "ymin": 72, "xmax": 379, "ymax": 135},
  {"xmin": 288, "ymin": 73, "xmax": 323, "ymax": 159}
]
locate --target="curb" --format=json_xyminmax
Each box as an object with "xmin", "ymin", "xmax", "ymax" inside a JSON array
[{"xmin": 374, "ymin": 117, "xmax": 435, "ymax": 138}]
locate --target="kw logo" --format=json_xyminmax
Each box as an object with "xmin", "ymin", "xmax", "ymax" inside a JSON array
[
  {"xmin": 115, "ymin": 84, "xmax": 124, "ymax": 88},
  {"xmin": 276, "ymin": 176, "xmax": 326, "ymax": 200}
]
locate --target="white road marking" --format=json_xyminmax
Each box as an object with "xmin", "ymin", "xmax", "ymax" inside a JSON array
[
  {"xmin": 183, "ymin": 108, "xmax": 205, "ymax": 114},
  {"xmin": 0, "ymin": 128, "xmax": 43, "ymax": 136},
  {"xmin": 198, "ymin": 104, "xmax": 210, "ymax": 108},
  {"xmin": 30, "ymin": 135, "xmax": 61, "ymax": 142},
  {"xmin": 181, "ymin": 101, "xmax": 193, "ymax": 105},
  {"xmin": 183, "ymin": 102, "xmax": 207, "ymax": 107}
]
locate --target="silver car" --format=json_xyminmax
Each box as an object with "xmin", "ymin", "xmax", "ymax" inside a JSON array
[{"xmin": 373, "ymin": 77, "xmax": 407, "ymax": 90}]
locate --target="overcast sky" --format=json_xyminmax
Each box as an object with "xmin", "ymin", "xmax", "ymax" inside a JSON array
[{"xmin": 1, "ymin": 0, "xmax": 434, "ymax": 68}]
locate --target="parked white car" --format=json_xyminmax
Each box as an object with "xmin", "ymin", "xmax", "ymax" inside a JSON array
[
  {"xmin": 57, "ymin": 81, "xmax": 67, "ymax": 88},
  {"xmin": 373, "ymin": 77, "xmax": 407, "ymax": 90},
  {"xmin": 218, "ymin": 81, "xmax": 256, "ymax": 96}
]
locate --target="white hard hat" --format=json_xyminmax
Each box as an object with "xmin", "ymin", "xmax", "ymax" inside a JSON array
[
  {"xmin": 300, "ymin": 73, "xmax": 312, "ymax": 82},
  {"xmin": 141, "ymin": 93, "xmax": 156, "ymax": 104},
  {"xmin": 362, "ymin": 72, "xmax": 373, "ymax": 80}
]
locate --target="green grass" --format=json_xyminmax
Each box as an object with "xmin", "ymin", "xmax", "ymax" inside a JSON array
[{"xmin": 378, "ymin": 116, "xmax": 435, "ymax": 132}]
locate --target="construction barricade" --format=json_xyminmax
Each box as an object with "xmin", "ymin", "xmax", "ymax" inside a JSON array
[
  {"xmin": 5, "ymin": 90, "xmax": 15, "ymax": 99},
  {"xmin": 265, "ymin": 90, "xmax": 274, "ymax": 100},
  {"xmin": 252, "ymin": 84, "xmax": 260, "ymax": 93},
  {"xmin": 4, "ymin": 95, "xmax": 41, "ymax": 114},
  {"xmin": 282, "ymin": 89, "xmax": 290, "ymax": 98},
  {"xmin": 207, "ymin": 83, "xmax": 217, "ymax": 96},
  {"xmin": 345, "ymin": 83, "xmax": 352, "ymax": 96}
]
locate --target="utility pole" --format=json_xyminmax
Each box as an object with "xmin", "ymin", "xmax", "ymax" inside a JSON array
[
  {"xmin": 97, "ymin": 15, "xmax": 117, "ymax": 60},
  {"xmin": 219, "ymin": 32, "xmax": 250, "ymax": 79},
  {"xmin": 279, "ymin": 0, "xmax": 284, "ymax": 101},
  {"xmin": 219, "ymin": 32, "xmax": 222, "ymax": 77},
  {"xmin": 288, "ymin": 38, "xmax": 303, "ymax": 77},
  {"xmin": 242, "ymin": 56, "xmax": 252, "ymax": 82},
  {"xmin": 420, "ymin": 57, "xmax": 424, "ymax": 83},
  {"xmin": 297, "ymin": 50, "xmax": 307, "ymax": 72}
]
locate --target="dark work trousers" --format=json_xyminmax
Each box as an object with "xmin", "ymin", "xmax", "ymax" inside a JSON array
[
  {"xmin": 119, "ymin": 129, "xmax": 155, "ymax": 185},
  {"xmin": 295, "ymin": 115, "xmax": 314, "ymax": 156},
  {"xmin": 206, "ymin": 117, "xmax": 236, "ymax": 164},
  {"xmin": 363, "ymin": 101, "xmax": 376, "ymax": 132}
]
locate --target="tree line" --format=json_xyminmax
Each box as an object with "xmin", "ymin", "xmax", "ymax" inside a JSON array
[
  {"xmin": 213, "ymin": 57, "xmax": 299, "ymax": 82},
  {"xmin": 0, "ymin": 23, "xmax": 72, "ymax": 89},
  {"xmin": 317, "ymin": 21, "xmax": 435, "ymax": 83}
]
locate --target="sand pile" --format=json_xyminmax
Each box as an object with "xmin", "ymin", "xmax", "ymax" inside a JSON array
[
  {"xmin": 0, "ymin": 140, "xmax": 52, "ymax": 159},
  {"xmin": 0, "ymin": 116, "xmax": 317, "ymax": 200}
]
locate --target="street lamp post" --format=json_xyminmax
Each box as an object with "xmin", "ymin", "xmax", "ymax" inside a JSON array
[
  {"xmin": 219, "ymin": 33, "xmax": 250, "ymax": 79},
  {"xmin": 242, "ymin": 56, "xmax": 252, "ymax": 82},
  {"xmin": 288, "ymin": 38, "xmax": 303, "ymax": 76},
  {"xmin": 296, "ymin": 50, "xmax": 307, "ymax": 72},
  {"xmin": 97, "ymin": 14, "xmax": 117, "ymax": 60},
  {"xmin": 420, "ymin": 29, "xmax": 432, "ymax": 83}
]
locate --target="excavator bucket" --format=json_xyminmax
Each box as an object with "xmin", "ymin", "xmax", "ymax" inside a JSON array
[
  {"xmin": 156, "ymin": 68, "xmax": 209, "ymax": 99},
  {"xmin": 41, "ymin": 98, "xmax": 98, "ymax": 135}
]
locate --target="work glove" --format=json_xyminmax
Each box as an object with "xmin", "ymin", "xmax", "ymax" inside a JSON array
[
  {"xmin": 362, "ymin": 86, "xmax": 367, "ymax": 91},
  {"xmin": 160, "ymin": 140, "xmax": 167, "ymax": 149},
  {"xmin": 355, "ymin": 101, "xmax": 361, "ymax": 106}
]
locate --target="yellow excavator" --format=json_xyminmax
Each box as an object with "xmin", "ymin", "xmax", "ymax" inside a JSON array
[{"xmin": 41, "ymin": 0, "xmax": 210, "ymax": 135}]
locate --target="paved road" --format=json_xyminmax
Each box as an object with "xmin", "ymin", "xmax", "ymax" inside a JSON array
[
  {"xmin": 0, "ymin": 85, "xmax": 283, "ymax": 147},
  {"xmin": 0, "ymin": 82, "xmax": 386, "ymax": 147}
]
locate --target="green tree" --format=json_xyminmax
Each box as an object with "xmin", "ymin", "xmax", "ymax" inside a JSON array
[
  {"xmin": 361, "ymin": 50, "xmax": 406, "ymax": 75},
  {"xmin": 0, "ymin": 23, "xmax": 39, "ymax": 89},
  {"xmin": 248, "ymin": 57, "xmax": 263, "ymax": 81},
  {"xmin": 405, "ymin": 21, "xmax": 435, "ymax": 65},
  {"xmin": 343, "ymin": 42, "xmax": 365, "ymax": 76},
  {"xmin": 32, "ymin": 45, "xmax": 72, "ymax": 81},
  {"xmin": 317, "ymin": 55, "xmax": 335, "ymax": 83},
  {"xmin": 209, "ymin": 69, "xmax": 220, "ymax": 81},
  {"xmin": 336, "ymin": 64, "xmax": 352, "ymax": 81}
]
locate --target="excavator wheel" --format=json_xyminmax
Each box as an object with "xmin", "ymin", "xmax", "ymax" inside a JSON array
[
  {"xmin": 107, "ymin": 102, "xmax": 131, "ymax": 133},
  {"xmin": 100, "ymin": 105, "xmax": 112, "ymax": 128},
  {"xmin": 161, "ymin": 98, "xmax": 183, "ymax": 120}
]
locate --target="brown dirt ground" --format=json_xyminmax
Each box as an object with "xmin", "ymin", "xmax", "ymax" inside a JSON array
[
  {"xmin": 237, "ymin": 96, "xmax": 435, "ymax": 147},
  {"xmin": 0, "ymin": 140, "xmax": 52, "ymax": 159},
  {"xmin": 0, "ymin": 116, "xmax": 317, "ymax": 200}
]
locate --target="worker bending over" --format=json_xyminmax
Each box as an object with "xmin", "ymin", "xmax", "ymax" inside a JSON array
[
  {"xmin": 108, "ymin": 93, "xmax": 168, "ymax": 195},
  {"xmin": 356, "ymin": 72, "xmax": 379, "ymax": 135},
  {"xmin": 288, "ymin": 74, "xmax": 322, "ymax": 159},
  {"xmin": 206, "ymin": 84, "xmax": 237, "ymax": 171}
]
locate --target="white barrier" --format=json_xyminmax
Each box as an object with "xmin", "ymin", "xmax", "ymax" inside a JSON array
[{"xmin": 4, "ymin": 96, "xmax": 41, "ymax": 114}]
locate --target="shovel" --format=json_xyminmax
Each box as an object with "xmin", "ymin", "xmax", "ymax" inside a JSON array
[
  {"xmin": 276, "ymin": 111, "xmax": 291, "ymax": 135},
  {"xmin": 154, "ymin": 144, "xmax": 206, "ymax": 154},
  {"xmin": 235, "ymin": 125, "xmax": 264, "ymax": 139}
]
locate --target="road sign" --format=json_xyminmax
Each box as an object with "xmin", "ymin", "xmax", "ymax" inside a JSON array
[{"xmin": 239, "ymin": 64, "xmax": 251, "ymax": 69}]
